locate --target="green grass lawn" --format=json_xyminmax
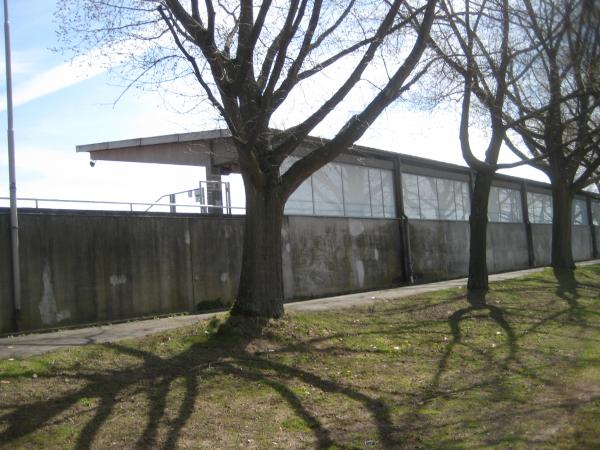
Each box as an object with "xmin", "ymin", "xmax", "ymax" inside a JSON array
[{"xmin": 1, "ymin": 265, "xmax": 600, "ymax": 449}]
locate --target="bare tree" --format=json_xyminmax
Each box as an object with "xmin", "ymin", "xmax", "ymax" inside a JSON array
[
  {"xmin": 58, "ymin": 0, "xmax": 437, "ymax": 317},
  {"xmin": 424, "ymin": 0, "xmax": 535, "ymax": 290},
  {"xmin": 503, "ymin": 0, "xmax": 600, "ymax": 269}
]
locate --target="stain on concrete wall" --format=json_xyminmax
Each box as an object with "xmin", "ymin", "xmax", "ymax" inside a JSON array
[
  {"xmin": 189, "ymin": 217, "xmax": 244, "ymax": 309},
  {"xmin": 487, "ymin": 223, "xmax": 530, "ymax": 273},
  {"xmin": 408, "ymin": 220, "xmax": 470, "ymax": 282},
  {"xmin": 12, "ymin": 211, "xmax": 195, "ymax": 332},
  {"xmin": 282, "ymin": 216, "xmax": 402, "ymax": 299}
]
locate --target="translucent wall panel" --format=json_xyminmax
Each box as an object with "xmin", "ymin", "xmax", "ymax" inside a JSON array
[
  {"xmin": 527, "ymin": 192, "xmax": 553, "ymax": 224},
  {"xmin": 437, "ymin": 178, "xmax": 457, "ymax": 220},
  {"xmin": 342, "ymin": 165, "xmax": 371, "ymax": 216},
  {"xmin": 402, "ymin": 173, "xmax": 421, "ymax": 219},
  {"xmin": 282, "ymin": 156, "xmax": 314, "ymax": 215},
  {"xmin": 401, "ymin": 173, "xmax": 469, "ymax": 221},
  {"xmin": 285, "ymin": 178, "xmax": 314, "ymax": 215},
  {"xmin": 489, "ymin": 186, "xmax": 522, "ymax": 222},
  {"xmin": 592, "ymin": 201, "xmax": 600, "ymax": 226},
  {"xmin": 572, "ymin": 198, "xmax": 589, "ymax": 225},
  {"xmin": 369, "ymin": 168, "xmax": 385, "ymax": 217},
  {"xmin": 283, "ymin": 158, "xmax": 396, "ymax": 218},
  {"xmin": 418, "ymin": 175, "xmax": 439, "ymax": 219},
  {"xmin": 488, "ymin": 188, "xmax": 501, "ymax": 222},
  {"xmin": 313, "ymin": 164, "xmax": 344, "ymax": 216},
  {"xmin": 456, "ymin": 182, "xmax": 471, "ymax": 220},
  {"xmin": 381, "ymin": 170, "xmax": 396, "ymax": 218}
]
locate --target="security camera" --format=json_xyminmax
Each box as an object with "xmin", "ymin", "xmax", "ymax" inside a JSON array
[{"xmin": 90, "ymin": 160, "xmax": 96, "ymax": 167}]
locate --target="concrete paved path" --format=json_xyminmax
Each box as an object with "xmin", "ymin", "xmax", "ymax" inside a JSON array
[{"xmin": 2, "ymin": 260, "xmax": 598, "ymax": 360}]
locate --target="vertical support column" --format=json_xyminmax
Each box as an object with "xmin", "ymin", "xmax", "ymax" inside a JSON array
[
  {"xmin": 520, "ymin": 182, "xmax": 536, "ymax": 267},
  {"xmin": 586, "ymin": 196, "xmax": 598, "ymax": 259},
  {"xmin": 169, "ymin": 194, "xmax": 176, "ymax": 214},
  {"xmin": 393, "ymin": 156, "xmax": 414, "ymax": 284},
  {"xmin": 205, "ymin": 140, "xmax": 223, "ymax": 216}
]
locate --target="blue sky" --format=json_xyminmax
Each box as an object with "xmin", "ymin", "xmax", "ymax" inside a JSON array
[{"xmin": 0, "ymin": 0, "xmax": 548, "ymax": 210}]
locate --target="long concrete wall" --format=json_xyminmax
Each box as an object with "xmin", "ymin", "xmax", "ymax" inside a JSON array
[
  {"xmin": 1, "ymin": 209, "xmax": 598, "ymax": 333},
  {"xmin": 0, "ymin": 211, "xmax": 403, "ymax": 333}
]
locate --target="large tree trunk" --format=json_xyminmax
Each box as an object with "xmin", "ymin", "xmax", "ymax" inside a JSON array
[
  {"xmin": 550, "ymin": 179, "xmax": 575, "ymax": 270},
  {"xmin": 230, "ymin": 179, "xmax": 286, "ymax": 318},
  {"xmin": 468, "ymin": 172, "xmax": 493, "ymax": 291}
]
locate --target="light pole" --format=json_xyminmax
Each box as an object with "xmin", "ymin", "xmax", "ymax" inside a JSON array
[{"xmin": 3, "ymin": 0, "xmax": 21, "ymax": 331}]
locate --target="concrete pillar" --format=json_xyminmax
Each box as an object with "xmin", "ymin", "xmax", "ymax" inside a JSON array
[
  {"xmin": 205, "ymin": 170, "xmax": 223, "ymax": 216},
  {"xmin": 393, "ymin": 156, "xmax": 414, "ymax": 284}
]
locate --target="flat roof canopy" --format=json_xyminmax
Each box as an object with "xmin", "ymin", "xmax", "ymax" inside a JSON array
[
  {"xmin": 76, "ymin": 129, "xmax": 240, "ymax": 173},
  {"xmin": 77, "ymin": 129, "xmax": 578, "ymax": 194}
]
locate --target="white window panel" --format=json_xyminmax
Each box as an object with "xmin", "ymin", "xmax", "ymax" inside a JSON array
[
  {"xmin": 436, "ymin": 178, "xmax": 457, "ymax": 220},
  {"xmin": 369, "ymin": 168, "xmax": 385, "ymax": 218},
  {"xmin": 592, "ymin": 201, "xmax": 600, "ymax": 226},
  {"xmin": 313, "ymin": 163, "xmax": 344, "ymax": 216},
  {"xmin": 402, "ymin": 173, "xmax": 421, "ymax": 219},
  {"xmin": 382, "ymin": 169, "xmax": 396, "ymax": 218},
  {"xmin": 573, "ymin": 198, "xmax": 588, "ymax": 225},
  {"xmin": 342, "ymin": 164, "xmax": 371, "ymax": 217},
  {"xmin": 456, "ymin": 181, "xmax": 471, "ymax": 220},
  {"xmin": 527, "ymin": 192, "xmax": 553, "ymax": 224},
  {"xmin": 285, "ymin": 177, "xmax": 314, "ymax": 215},
  {"xmin": 418, "ymin": 175, "xmax": 439, "ymax": 219}
]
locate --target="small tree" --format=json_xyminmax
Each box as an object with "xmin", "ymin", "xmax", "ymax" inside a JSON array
[{"xmin": 58, "ymin": 0, "xmax": 437, "ymax": 317}]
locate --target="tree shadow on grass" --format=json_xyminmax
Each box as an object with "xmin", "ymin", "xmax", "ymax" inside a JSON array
[
  {"xmin": 425, "ymin": 288, "xmax": 517, "ymax": 397},
  {"xmin": 0, "ymin": 316, "xmax": 398, "ymax": 449},
  {"xmin": 2, "ymin": 275, "xmax": 600, "ymax": 449}
]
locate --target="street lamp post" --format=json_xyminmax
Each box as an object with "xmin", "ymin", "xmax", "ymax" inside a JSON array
[{"xmin": 3, "ymin": 0, "xmax": 21, "ymax": 331}]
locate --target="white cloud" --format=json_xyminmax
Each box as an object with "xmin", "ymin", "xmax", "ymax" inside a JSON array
[{"xmin": 1, "ymin": 40, "xmax": 150, "ymax": 112}]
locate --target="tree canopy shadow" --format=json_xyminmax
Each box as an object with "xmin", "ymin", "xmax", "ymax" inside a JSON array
[
  {"xmin": 1, "ymin": 273, "xmax": 599, "ymax": 449},
  {"xmin": 0, "ymin": 315, "xmax": 398, "ymax": 449}
]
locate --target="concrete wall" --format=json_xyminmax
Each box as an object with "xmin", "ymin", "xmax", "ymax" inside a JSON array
[
  {"xmin": 282, "ymin": 216, "xmax": 403, "ymax": 299},
  {"xmin": 17, "ymin": 212, "xmax": 189, "ymax": 331},
  {"xmin": 572, "ymin": 225, "xmax": 593, "ymax": 261},
  {"xmin": 409, "ymin": 221, "xmax": 531, "ymax": 282},
  {"xmin": 188, "ymin": 217, "xmax": 244, "ymax": 308},
  {"xmin": 531, "ymin": 224, "xmax": 552, "ymax": 267},
  {"xmin": 0, "ymin": 214, "xmax": 13, "ymax": 332},
  {"xmin": 2, "ymin": 208, "xmax": 598, "ymax": 333},
  {"xmin": 486, "ymin": 223, "xmax": 530, "ymax": 273},
  {"xmin": 0, "ymin": 211, "xmax": 403, "ymax": 333},
  {"xmin": 408, "ymin": 220, "xmax": 470, "ymax": 282}
]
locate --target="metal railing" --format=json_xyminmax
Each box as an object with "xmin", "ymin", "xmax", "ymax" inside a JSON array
[
  {"xmin": 0, "ymin": 196, "xmax": 245, "ymax": 214},
  {"xmin": 145, "ymin": 180, "xmax": 232, "ymax": 214}
]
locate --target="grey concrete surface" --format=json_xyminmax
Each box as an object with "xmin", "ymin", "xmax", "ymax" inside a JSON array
[
  {"xmin": 572, "ymin": 225, "xmax": 594, "ymax": 261},
  {"xmin": 408, "ymin": 220, "xmax": 470, "ymax": 282},
  {"xmin": 531, "ymin": 224, "xmax": 552, "ymax": 267},
  {"xmin": 2, "ymin": 260, "xmax": 597, "ymax": 360}
]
